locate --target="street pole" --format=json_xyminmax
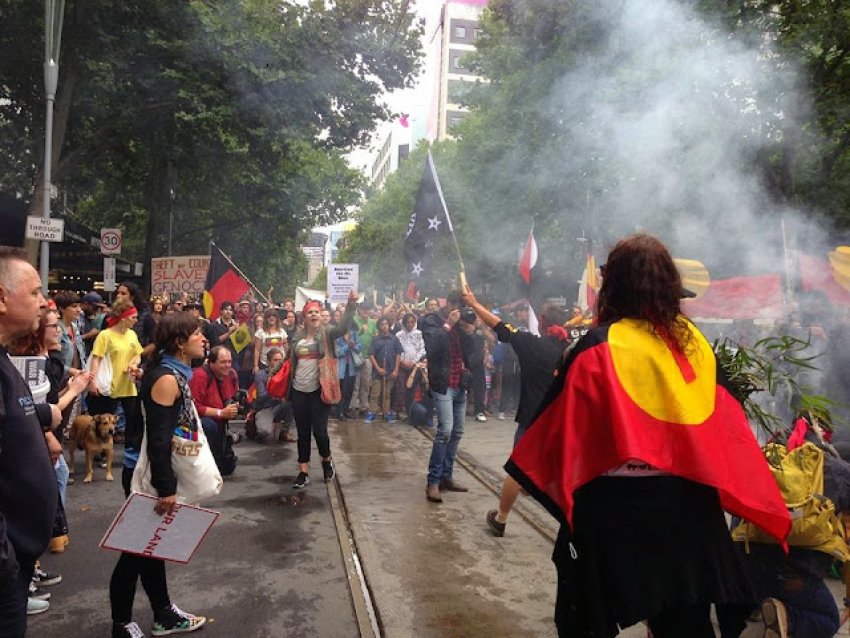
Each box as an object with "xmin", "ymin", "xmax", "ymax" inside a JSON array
[{"xmin": 40, "ymin": 0, "xmax": 66, "ymax": 291}]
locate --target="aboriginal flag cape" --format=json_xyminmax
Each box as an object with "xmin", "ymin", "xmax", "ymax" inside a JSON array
[{"xmin": 505, "ymin": 318, "xmax": 791, "ymax": 544}]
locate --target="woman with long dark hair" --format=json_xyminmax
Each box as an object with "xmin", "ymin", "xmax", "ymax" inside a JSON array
[
  {"xmin": 505, "ymin": 234, "xmax": 789, "ymax": 638},
  {"xmin": 109, "ymin": 312, "xmax": 207, "ymax": 637}
]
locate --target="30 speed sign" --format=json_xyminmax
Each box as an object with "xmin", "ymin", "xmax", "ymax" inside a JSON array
[{"xmin": 101, "ymin": 228, "xmax": 122, "ymax": 255}]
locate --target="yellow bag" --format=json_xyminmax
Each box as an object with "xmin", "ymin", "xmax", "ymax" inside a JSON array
[{"xmin": 732, "ymin": 442, "xmax": 850, "ymax": 561}]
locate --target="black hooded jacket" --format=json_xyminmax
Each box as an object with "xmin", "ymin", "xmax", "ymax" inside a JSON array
[{"xmin": 419, "ymin": 311, "xmax": 474, "ymax": 395}]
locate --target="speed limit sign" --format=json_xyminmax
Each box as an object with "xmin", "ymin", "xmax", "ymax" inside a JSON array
[{"xmin": 101, "ymin": 228, "xmax": 122, "ymax": 255}]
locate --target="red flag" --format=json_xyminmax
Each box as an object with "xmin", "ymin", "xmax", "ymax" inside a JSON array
[
  {"xmin": 798, "ymin": 254, "xmax": 850, "ymax": 307},
  {"xmin": 518, "ymin": 227, "xmax": 538, "ymax": 286},
  {"xmin": 202, "ymin": 245, "xmax": 250, "ymax": 320},
  {"xmin": 683, "ymin": 274, "xmax": 784, "ymax": 319},
  {"xmin": 506, "ymin": 318, "xmax": 791, "ymax": 545}
]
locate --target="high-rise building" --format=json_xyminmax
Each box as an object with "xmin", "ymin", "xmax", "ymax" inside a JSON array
[
  {"xmin": 426, "ymin": 0, "xmax": 488, "ymax": 142},
  {"xmin": 370, "ymin": 119, "xmax": 413, "ymax": 189}
]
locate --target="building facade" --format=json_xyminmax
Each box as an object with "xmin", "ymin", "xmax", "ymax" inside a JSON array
[{"xmin": 426, "ymin": 0, "xmax": 488, "ymax": 142}]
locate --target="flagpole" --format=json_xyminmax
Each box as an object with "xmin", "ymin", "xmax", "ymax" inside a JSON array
[
  {"xmin": 210, "ymin": 241, "xmax": 271, "ymax": 304},
  {"xmin": 427, "ymin": 151, "xmax": 466, "ymax": 285}
]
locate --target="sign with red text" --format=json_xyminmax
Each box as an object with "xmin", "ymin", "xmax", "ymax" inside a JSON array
[
  {"xmin": 100, "ymin": 493, "xmax": 219, "ymax": 564},
  {"xmin": 150, "ymin": 255, "xmax": 210, "ymax": 296}
]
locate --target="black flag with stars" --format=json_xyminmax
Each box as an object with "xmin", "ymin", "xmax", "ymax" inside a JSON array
[{"xmin": 404, "ymin": 151, "xmax": 454, "ymax": 281}]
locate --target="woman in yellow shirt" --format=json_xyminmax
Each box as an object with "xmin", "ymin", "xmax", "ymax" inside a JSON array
[{"xmin": 87, "ymin": 299, "xmax": 144, "ymax": 452}]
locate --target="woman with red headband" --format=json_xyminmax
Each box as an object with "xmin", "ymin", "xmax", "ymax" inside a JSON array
[
  {"xmin": 289, "ymin": 291, "xmax": 358, "ymax": 489},
  {"xmin": 87, "ymin": 298, "xmax": 144, "ymax": 454}
]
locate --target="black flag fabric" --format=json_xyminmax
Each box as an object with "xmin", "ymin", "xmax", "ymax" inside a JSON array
[{"xmin": 403, "ymin": 151, "xmax": 453, "ymax": 281}]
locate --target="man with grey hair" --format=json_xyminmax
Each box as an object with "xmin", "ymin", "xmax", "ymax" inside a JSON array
[{"xmin": 0, "ymin": 246, "xmax": 57, "ymax": 633}]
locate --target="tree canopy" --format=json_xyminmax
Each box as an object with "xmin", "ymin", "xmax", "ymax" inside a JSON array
[
  {"xmin": 0, "ymin": 0, "xmax": 423, "ymax": 292},
  {"xmin": 346, "ymin": 0, "xmax": 850, "ymax": 302}
]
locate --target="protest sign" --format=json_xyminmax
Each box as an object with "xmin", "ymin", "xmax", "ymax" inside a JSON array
[
  {"xmin": 327, "ymin": 264, "xmax": 359, "ymax": 304},
  {"xmin": 100, "ymin": 493, "xmax": 219, "ymax": 564},
  {"xmin": 150, "ymin": 255, "xmax": 210, "ymax": 296}
]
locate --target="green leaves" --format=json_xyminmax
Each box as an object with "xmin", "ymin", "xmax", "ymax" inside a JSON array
[{"xmin": 714, "ymin": 333, "xmax": 839, "ymax": 438}]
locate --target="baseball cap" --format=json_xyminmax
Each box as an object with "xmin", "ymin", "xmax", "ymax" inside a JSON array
[{"xmin": 82, "ymin": 292, "xmax": 106, "ymax": 307}]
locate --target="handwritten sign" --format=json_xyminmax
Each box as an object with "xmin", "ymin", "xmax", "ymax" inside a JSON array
[
  {"xmin": 100, "ymin": 493, "xmax": 219, "ymax": 564},
  {"xmin": 327, "ymin": 264, "xmax": 359, "ymax": 304},
  {"xmin": 151, "ymin": 255, "xmax": 210, "ymax": 296}
]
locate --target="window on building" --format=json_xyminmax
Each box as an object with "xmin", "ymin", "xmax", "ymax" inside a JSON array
[
  {"xmin": 452, "ymin": 53, "xmax": 466, "ymax": 71},
  {"xmin": 454, "ymin": 25, "xmax": 467, "ymax": 38},
  {"xmin": 475, "ymin": 28, "xmax": 482, "ymax": 39},
  {"xmin": 449, "ymin": 115, "xmax": 464, "ymax": 129}
]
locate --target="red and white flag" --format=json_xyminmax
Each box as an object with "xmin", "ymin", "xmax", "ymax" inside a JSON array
[
  {"xmin": 519, "ymin": 227, "xmax": 538, "ymax": 285},
  {"xmin": 518, "ymin": 225, "xmax": 540, "ymax": 336}
]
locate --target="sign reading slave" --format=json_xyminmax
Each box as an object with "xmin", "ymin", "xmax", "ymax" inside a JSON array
[
  {"xmin": 327, "ymin": 264, "xmax": 359, "ymax": 305},
  {"xmin": 151, "ymin": 256, "xmax": 210, "ymax": 296}
]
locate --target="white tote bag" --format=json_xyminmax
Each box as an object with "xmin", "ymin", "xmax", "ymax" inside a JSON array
[
  {"xmin": 132, "ymin": 402, "xmax": 223, "ymax": 505},
  {"xmin": 86, "ymin": 354, "xmax": 113, "ymax": 396}
]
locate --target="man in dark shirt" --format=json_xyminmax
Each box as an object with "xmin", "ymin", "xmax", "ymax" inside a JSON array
[
  {"xmin": 463, "ymin": 287, "xmax": 569, "ymax": 536},
  {"xmin": 421, "ymin": 291, "xmax": 475, "ymax": 503},
  {"xmin": 0, "ymin": 246, "xmax": 57, "ymax": 634}
]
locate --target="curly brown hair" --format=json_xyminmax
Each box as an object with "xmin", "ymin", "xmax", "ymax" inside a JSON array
[{"xmin": 596, "ymin": 234, "xmax": 692, "ymax": 352}]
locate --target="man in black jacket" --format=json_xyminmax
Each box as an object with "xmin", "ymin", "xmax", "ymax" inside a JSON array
[
  {"xmin": 421, "ymin": 291, "xmax": 475, "ymax": 503},
  {"xmin": 0, "ymin": 247, "xmax": 56, "ymax": 634},
  {"xmin": 463, "ymin": 287, "xmax": 570, "ymax": 536}
]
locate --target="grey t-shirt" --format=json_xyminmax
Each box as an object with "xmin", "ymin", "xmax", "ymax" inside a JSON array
[{"xmin": 292, "ymin": 337, "xmax": 320, "ymax": 392}]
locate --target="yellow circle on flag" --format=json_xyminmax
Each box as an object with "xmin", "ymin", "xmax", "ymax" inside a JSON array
[{"xmin": 608, "ymin": 319, "xmax": 716, "ymax": 425}]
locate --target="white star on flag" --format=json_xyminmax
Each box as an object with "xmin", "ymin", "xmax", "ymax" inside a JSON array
[
  {"xmin": 411, "ymin": 262, "xmax": 424, "ymax": 276},
  {"xmin": 427, "ymin": 216, "xmax": 442, "ymax": 231}
]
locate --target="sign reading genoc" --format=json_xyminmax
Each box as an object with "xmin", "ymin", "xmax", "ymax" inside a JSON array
[{"xmin": 25, "ymin": 217, "xmax": 65, "ymax": 242}]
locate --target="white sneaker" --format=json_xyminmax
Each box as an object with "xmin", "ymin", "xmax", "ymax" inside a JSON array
[
  {"xmin": 476, "ymin": 413, "xmax": 487, "ymax": 422},
  {"xmin": 497, "ymin": 412, "xmax": 506, "ymax": 420},
  {"xmin": 27, "ymin": 598, "xmax": 49, "ymax": 615}
]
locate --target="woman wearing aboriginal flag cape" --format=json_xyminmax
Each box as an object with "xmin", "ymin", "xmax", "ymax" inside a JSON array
[{"xmin": 505, "ymin": 234, "xmax": 791, "ymax": 638}]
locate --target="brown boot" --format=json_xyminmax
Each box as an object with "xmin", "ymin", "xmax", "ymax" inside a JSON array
[
  {"xmin": 425, "ymin": 484, "xmax": 443, "ymax": 503},
  {"xmin": 439, "ymin": 479, "xmax": 469, "ymax": 492},
  {"xmin": 49, "ymin": 535, "xmax": 68, "ymax": 554}
]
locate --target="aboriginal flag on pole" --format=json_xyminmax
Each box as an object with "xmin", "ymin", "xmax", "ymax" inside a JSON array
[
  {"xmin": 404, "ymin": 151, "xmax": 453, "ymax": 282},
  {"xmin": 505, "ymin": 318, "xmax": 791, "ymax": 545},
  {"xmin": 203, "ymin": 244, "xmax": 250, "ymax": 321}
]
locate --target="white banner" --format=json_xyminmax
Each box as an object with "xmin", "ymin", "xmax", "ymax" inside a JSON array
[
  {"xmin": 150, "ymin": 255, "xmax": 210, "ymax": 296},
  {"xmin": 100, "ymin": 493, "xmax": 219, "ymax": 564},
  {"xmin": 327, "ymin": 264, "xmax": 359, "ymax": 305}
]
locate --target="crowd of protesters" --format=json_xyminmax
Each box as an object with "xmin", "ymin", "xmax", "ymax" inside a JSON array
[{"xmin": 9, "ymin": 232, "xmax": 850, "ymax": 638}]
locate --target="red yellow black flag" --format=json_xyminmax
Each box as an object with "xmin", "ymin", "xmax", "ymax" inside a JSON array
[
  {"xmin": 505, "ymin": 318, "xmax": 791, "ymax": 544},
  {"xmin": 202, "ymin": 245, "xmax": 250, "ymax": 320}
]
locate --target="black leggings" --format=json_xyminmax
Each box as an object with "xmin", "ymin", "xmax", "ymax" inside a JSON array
[
  {"xmin": 291, "ymin": 388, "xmax": 331, "ymax": 464},
  {"xmin": 110, "ymin": 467, "xmax": 171, "ymax": 624}
]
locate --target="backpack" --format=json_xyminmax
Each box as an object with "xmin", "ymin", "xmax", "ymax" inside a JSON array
[{"xmin": 732, "ymin": 442, "xmax": 850, "ymax": 561}]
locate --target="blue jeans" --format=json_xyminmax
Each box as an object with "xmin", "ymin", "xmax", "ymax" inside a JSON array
[
  {"xmin": 55, "ymin": 454, "xmax": 69, "ymax": 507},
  {"xmin": 740, "ymin": 548, "xmax": 839, "ymax": 638},
  {"xmin": 427, "ymin": 387, "xmax": 466, "ymax": 485}
]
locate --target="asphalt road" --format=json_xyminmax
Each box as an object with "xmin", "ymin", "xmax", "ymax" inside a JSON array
[{"xmin": 32, "ymin": 437, "xmax": 359, "ymax": 638}]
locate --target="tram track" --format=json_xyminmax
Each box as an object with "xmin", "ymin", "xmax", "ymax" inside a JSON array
[
  {"xmin": 412, "ymin": 424, "xmax": 557, "ymax": 545},
  {"xmin": 325, "ymin": 417, "xmax": 557, "ymax": 638},
  {"xmin": 327, "ymin": 472, "xmax": 383, "ymax": 638}
]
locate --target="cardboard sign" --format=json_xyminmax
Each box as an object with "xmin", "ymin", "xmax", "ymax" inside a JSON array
[
  {"xmin": 100, "ymin": 493, "xmax": 219, "ymax": 564},
  {"xmin": 150, "ymin": 255, "xmax": 210, "ymax": 296},
  {"xmin": 327, "ymin": 264, "xmax": 358, "ymax": 305}
]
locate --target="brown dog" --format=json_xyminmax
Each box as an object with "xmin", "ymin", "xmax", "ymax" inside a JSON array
[{"xmin": 67, "ymin": 414, "xmax": 117, "ymax": 483}]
